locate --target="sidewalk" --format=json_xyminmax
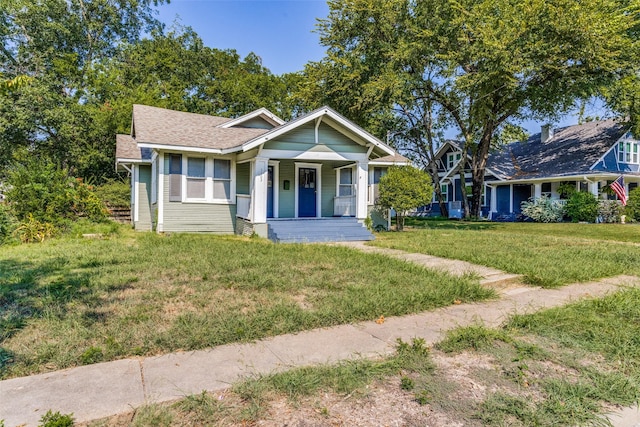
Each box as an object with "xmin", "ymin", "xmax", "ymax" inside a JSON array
[{"xmin": 1, "ymin": 255, "xmax": 639, "ymax": 425}]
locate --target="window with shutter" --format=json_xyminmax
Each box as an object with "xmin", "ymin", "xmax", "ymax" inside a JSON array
[{"xmin": 169, "ymin": 154, "xmax": 182, "ymax": 202}]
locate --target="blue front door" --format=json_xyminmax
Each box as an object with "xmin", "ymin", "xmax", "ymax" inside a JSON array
[
  {"xmin": 298, "ymin": 167, "xmax": 317, "ymax": 217},
  {"xmin": 267, "ymin": 166, "xmax": 274, "ymax": 218},
  {"xmin": 496, "ymin": 186, "xmax": 510, "ymax": 213}
]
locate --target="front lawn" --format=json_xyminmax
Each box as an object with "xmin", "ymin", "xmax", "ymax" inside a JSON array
[
  {"xmin": 0, "ymin": 227, "xmax": 493, "ymax": 379},
  {"xmin": 372, "ymin": 221, "xmax": 640, "ymax": 287}
]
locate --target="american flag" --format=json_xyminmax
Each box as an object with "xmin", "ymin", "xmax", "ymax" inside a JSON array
[{"xmin": 611, "ymin": 175, "xmax": 628, "ymax": 206}]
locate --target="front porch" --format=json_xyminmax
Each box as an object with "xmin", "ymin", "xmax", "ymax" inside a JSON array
[{"xmin": 234, "ymin": 158, "xmax": 371, "ymax": 239}]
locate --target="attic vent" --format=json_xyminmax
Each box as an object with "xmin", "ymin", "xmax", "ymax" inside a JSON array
[{"xmin": 541, "ymin": 124, "xmax": 554, "ymax": 143}]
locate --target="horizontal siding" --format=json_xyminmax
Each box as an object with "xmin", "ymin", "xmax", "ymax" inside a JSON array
[
  {"xmin": 136, "ymin": 165, "xmax": 152, "ymax": 231},
  {"xmin": 266, "ymin": 123, "xmax": 368, "ymax": 155},
  {"xmin": 279, "ymin": 160, "xmax": 295, "ymax": 218},
  {"xmin": 235, "ymin": 117, "xmax": 274, "ymax": 129},
  {"xmin": 162, "ymin": 172, "xmax": 236, "ymax": 233},
  {"xmin": 321, "ymin": 164, "xmax": 337, "ymax": 217}
]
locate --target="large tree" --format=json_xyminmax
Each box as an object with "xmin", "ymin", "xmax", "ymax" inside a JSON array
[
  {"xmin": 0, "ymin": 0, "xmax": 167, "ymax": 179},
  {"xmin": 302, "ymin": 0, "xmax": 639, "ymax": 217}
]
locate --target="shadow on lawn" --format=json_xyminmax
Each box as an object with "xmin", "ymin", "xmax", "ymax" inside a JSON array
[
  {"xmin": 0, "ymin": 256, "xmax": 126, "ymax": 373},
  {"xmin": 404, "ymin": 217, "xmax": 501, "ymax": 231}
]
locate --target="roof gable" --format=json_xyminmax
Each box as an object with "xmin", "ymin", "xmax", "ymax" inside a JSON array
[
  {"xmin": 242, "ymin": 106, "xmax": 395, "ymax": 156},
  {"xmin": 488, "ymin": 119, "xmax": 629, "ymax": 180},
  {"xmin": 217, "ymin": 108, "xmax": 285, "ymax": 129}
]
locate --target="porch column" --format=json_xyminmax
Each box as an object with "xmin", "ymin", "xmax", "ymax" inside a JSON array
[
  {"xmin": 489, "ymin": 185, "xmax": 497, "ymax": 214},
  {"xmin": 534, "ymin": 184, "xmax": 542, "ymax": 199},
  {"xmin": 356, "ymin": 160, "xmax": 368, "ymax": 219},
  {"xmin": 588, "ymin": 181, "xmax": 599, "ymax": 198},
  {"xmin": 251, "ymin": 157, "xmax": 269, "ymax": 224}
]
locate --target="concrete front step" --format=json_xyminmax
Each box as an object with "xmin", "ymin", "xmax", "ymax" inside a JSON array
[{"xmin": 268, "ymin": 218, "xmax": 374, "ymax": 243}]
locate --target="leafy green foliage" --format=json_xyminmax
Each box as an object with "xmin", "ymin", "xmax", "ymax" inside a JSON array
[
  {"xmin": 377, "ymin": 166, "xmax": 432, "ymax": 231},
  {"xmin": 0, "ymin": 204, "xmax": 18, "ymax": 244},
  {"xmin": 520, "ymin": 195, "xmax": 565, "ymax": 223},
  {"xmin": 302, "ymin": 0, "xmax": 639, "ymax": 217},
  {"xmin": 14, "ymin": 214, "xmax": 56, "ymax": 243},
  {"xmin": 598, "ymin": 200, "xmax": 624, "ymax": 223},
  {"xmin": 565, "ymin": 192, "xmax": 599, "ymax": 223},
  {"xmin": 5, "ymin": 159, "xmax": 106, "ymax": 226},
  {"xmin": 626, "ymin": 187, "xmax": 640, "ymax": 221},
  {"xmin": 38, "ymin": 410, "xmax": 74, "ymax": 427}
]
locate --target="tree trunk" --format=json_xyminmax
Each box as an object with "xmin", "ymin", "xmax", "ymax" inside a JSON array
[
  {"xmin": 396, "ymin": 212, "xmax": 404, "ymax": 231},
  {"xmin": 470, "ymin": 128, "xmax": 494, "ymax": 218}
]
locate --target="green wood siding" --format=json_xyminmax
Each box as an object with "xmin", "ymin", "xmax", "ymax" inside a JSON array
[
  {"xmin": 265, "ymin": 123, "xmax": 368, "ymax": 155},
  {"xmin": 278, "ymin": 160, "xmax": 295, "ymax": 218},
  {"xmin": 136, "ymin": 165, "xmax": 152, "ymax": 231},
  {"xmin": 321, "ymin": 164, "xmax": 337, "ymax": 217},
  {"xmin": 161, "ymin": 156, "xmax": 236, "ymax": 233},
  {"xmin": 236, "ymin": 162, "xmax": 250, "ymax": 195}
]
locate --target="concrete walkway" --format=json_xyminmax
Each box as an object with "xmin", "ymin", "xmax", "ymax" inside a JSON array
[
  {"xmin": 1, "ymin": 252, "xmax": 639, "ymax": 426},
  {"xmin": 334, "ymin": 241, "xmax": 523, "ymax": 289}
]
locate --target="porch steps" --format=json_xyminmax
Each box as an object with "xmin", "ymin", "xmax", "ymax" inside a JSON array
[{"xmin": 267, "ymin": 218, "xmax": 374, "ymax": 243}]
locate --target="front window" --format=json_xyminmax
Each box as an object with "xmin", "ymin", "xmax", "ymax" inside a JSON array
[
  {"xmin": 183, "ymin": 156, "xmax": 234, "ymax": 203},
  {"xmin": 338, "ymin": 168, "xmax": 354, "ymax": 196},
  {"xmin": 187, "ymin": 157, "xmax": 206, "ymax": 199},
  {"xmin": 373, "ymin": 167, "xmax": 386, "ymax": 184},
  {"xmin": 213, "ymin": 159, "xmax": 231, "ymax": 199},
  {"xmin": 618, "ymin": 140, "xmax": 640, "ymax": 164},
  {"xmin": 435, "ymin": 183, "xmax": 448, "ymax": 203}
]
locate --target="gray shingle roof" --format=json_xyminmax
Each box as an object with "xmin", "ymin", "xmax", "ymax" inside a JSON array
[
  {"xmin": 371, "ymin": 153, "xmax": 411, "ymax": 164},
  {"xmin": 488, "ymin": 119, "xmax": 629, "ymax": 180},
  {"xmin": 132, "ymin": 105, "xmax": 269, "ymax": 150},
  {"xmin": 115, "ymin": 134, "xmax": 152, "ymax": 161}
]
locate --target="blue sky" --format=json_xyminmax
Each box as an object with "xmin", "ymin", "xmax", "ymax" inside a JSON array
[
  {"xmin": 155, "ymin": 0, "xmax": 609, "ymax": 134},
  {"xmin": 157, "ymin": 0, "xmax": 328, "ymax": 75}
]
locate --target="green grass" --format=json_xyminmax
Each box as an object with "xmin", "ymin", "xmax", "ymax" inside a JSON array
[
  {"xmin": 371, "ymin": 221, "xmax": 640, "ymax": 287},
  {"xmin": 92, "ymin": 288, "xmax": 640, "ymax": 426},
  {"xmin": 0, "ymin": 227, "xmax": 493, "ymax": 378}
]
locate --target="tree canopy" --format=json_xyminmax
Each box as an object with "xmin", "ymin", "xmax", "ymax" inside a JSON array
[
  {"xmin": 377, "ymin": 165, "xmax": 432, "ymax": 231},
  {"xmin": 301, "ymin": 0, "xmax": 640, "ymax": 217},
  {"xmin": 0, "ymin": 1, "xmax": 305, "ymax": 182}
]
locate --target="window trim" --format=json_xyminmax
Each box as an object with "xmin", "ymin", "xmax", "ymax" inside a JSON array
[
  {"xmin": 447, "ymin": 152, "xmax": 462, "ymax": 169},
  {"xmin": 336, "ymin": 166, "xmax": 355, "ymax": 197},
  {"xmin": 618, "ymin": 139, "xmax": 640, "ymax": 165},
  {"xmin": 182, "ymin": 154, "xmax": 236, "ymax": 204}
]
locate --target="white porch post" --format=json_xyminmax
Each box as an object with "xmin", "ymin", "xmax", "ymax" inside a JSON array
[
  {"xmin": 356, "ymin": 160, "xmax": 368, "ymax": 219},
  {"xmin": 534, "ymin": 183, "xmax": 542, "ymax": 199},
  {"xmin": 589, "ymin": 181, "xmax": 599, "ymax": 198},
  {"xmin": 509, "ymin": 184, "xmax": 514, "ymax": 213},
  {"xmin": 490, "ymin": 186, "xmax": 497, "ymax": 214},
  {"xmin": 251, "ymin": 157, "xmax": 269, "ymax": 224}
]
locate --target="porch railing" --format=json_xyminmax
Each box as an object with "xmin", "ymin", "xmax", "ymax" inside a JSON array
[
  {"xmin": 237, "ymin": 194, "xmax": 251, "ymax": 220},
  {"xmin": 334, "ymin": 195, "xmax": 356, "ymax": 216}
]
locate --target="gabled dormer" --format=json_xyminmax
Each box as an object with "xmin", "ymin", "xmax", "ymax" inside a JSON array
[{"xmin": 217, "ymin": 108, "xmax": 285, "ymax": 130}]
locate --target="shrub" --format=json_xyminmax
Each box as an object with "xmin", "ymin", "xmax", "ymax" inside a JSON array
[
  {"xmin": 14, "ymin": 214, "xmax": 56, "ymax": 243},
  {"xmin": 565, "ymin": 191, "xmax": 598, "ymax": 222},
  {"xmin": 0, "ymin": 203, "xmax": 18, "ymax": 244},
  {"xmin": 520, "ymin": 195, "xmax": 564, "ymax": 222},
  {"xmin": 377, "ymin": 166, "xmax": 433, "ymax": 231},
  {"xmin": 598, "ymin": 200, "xmax": 624, "ymax": 223},
  {"xmin": 5, "ymin": 159, "xmax": 107, "ymax": 226},
  {"xmin": 38, "ymin": 410, "xmax": 74, "ymax": 427},
  {"xmin": 94, "ymin": 178, "xmax": 130, "ymax": 208},
  {"xmin": 626, "ymin": 187, "xmax": 640, "ymax": 221}
]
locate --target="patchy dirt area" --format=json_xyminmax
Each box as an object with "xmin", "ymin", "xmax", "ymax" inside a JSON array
[{"xmin": 86, "ymin": 349, "xmax": 525, "ymax": 427}]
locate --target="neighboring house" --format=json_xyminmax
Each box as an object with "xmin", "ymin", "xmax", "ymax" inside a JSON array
[
  {"xmin": 116, "ymin": 105, "xmax": 409, "ymax": 242},
  {"xmin": 430, "ymin": 120, "xmax": 640, "ymax": 220}
]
